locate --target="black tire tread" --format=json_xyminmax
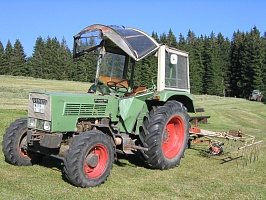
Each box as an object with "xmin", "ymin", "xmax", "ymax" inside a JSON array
[
  {"xmin": 2, "ymin": 118, "xmax": 43, "ymax": 166},
  {"xmin": 64, "ymin": 130, "xmax": 114, "ymax": 188},
  {"xmin": 139, "ymin": 100, "xmax": 190, "ymax": 170}
]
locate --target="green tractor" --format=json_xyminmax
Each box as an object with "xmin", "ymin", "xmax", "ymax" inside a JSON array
[{"xmin": 2, "ymin": 24, "xmax": 194, "ymax": 188}]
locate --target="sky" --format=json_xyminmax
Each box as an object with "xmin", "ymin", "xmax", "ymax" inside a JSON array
[{"xmin": 1, "ymin": 0, "xmax": 266, "ymax": 57}]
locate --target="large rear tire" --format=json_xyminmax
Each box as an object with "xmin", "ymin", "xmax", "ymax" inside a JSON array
[
  {"xmin": 2, "ymin": 118, "xmax": 43, "ymax": 166},
  {"xmin": 140, "ymin": 101, "xmax": 190, "ymax": 169},
  {"xmin": 64, "ymin": 130, "xmax": 114, "ymax": 188}
]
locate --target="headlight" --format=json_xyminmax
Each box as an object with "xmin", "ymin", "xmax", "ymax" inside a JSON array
[
  {"xmin": 28, "ymin": 118, "xmax": 37, "ymax": 129},
  {"xmin": 43, "ymin": 121, "xmax": 51, "ymax": 131},
  {"xmin": 28, "ymin": 118, "xmax": 51, "ymax": 131}
]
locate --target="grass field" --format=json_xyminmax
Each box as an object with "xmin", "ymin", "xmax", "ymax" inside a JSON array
[{"xmin": 0, "ymin": 76, "xmax": 265, "ymax": 199}]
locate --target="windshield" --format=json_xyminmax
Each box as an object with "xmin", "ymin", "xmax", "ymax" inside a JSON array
[{"xmin": 99, "ymin": 52, "xmax": 126, "ymax": 79}]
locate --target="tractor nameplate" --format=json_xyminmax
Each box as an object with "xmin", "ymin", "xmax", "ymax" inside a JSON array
[{"xmin": 94, "ymin": 99, "xmax": 108, "ymax": 103}]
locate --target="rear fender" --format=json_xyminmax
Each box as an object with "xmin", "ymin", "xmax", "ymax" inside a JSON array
[
  {"xmin": 156, "ymin": 91, "xmax": 194, "ymax": 113},
  {"xmin": 167, "ymin": 95, "xmax": 194, "ymax": 113}
]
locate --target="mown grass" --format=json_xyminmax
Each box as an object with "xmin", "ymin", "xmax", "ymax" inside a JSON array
[
  {"xmin": 0, "ymin": 76, "xmax": 265, "ymax": 199},
  {"xmin": 0, "ymin": 75, "xmax": 90, "ymax": 110}
]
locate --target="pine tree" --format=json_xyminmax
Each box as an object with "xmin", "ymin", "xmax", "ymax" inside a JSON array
[
  {"xmin": 159, "ymin": 33, "xmax": 167, "ymax": 44},
  {"xmin": 246, "ymin": 27, "xmax": 264, "ymax": 96},
  {"xmin": 10, "ymin": 39, "xmax": 27, "ymax": 76},
  {"xmin": 5, "ymin": 40, "xmax": 13, "ymax": 75},
  {"xmin": 167, "ymin": 29, "xmax": 178, "ymax": 48},
  {"xmin": 239, "ymin": 31, "xmax": 252, "ymax": 97},
  {"xmin": 44, "ymin": 36, "xmax": 60, "ymax": 79},
  {"xmin": 58, "ymin": 37, "xmax": 73, "ymax": 80},
  {"xmin": 28, "ymin": 37, "xmax": 46, "ymax": 78},
  {"xmin": 202, "ymin": 32, "xmax": 223, "ymax": 96},
  {"xmin": 178, "ymin": 33, "xmax": 186, "ymax": 50},
  {"xmin": 230, "ymin": 30, "xmax": 244, "ymax": 97},
  {"xmin": 232, "ymin": 27, "xmax": 264, "ymax": 98},
  {"xmin": 0, "ymin": 41, "xmax": 8, "ymax": 75},
  {"xmin": 261, "ymin": 32, "xmax": 266, "ymax": 96},
  {"xmin": 151, "ymin": 32, "xmax": 159, "ymax": 42},
  {"xmin": 217, "ymin": 33, "xmax": 231, "ymax": 96},
  {"xmin": 187, "ymin": 30, "xmax": 204, "ymax": 94}
]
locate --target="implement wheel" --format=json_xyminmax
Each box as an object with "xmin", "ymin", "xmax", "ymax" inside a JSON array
[
  {"xmin": 2, "ymin": 118, "xmax": 43, "ymax": 166},
  {"xmin": 140, "ymin": 101, "xmax": 190, "ymax": 169},
  {"xmin": 209, "ymin": 143, "xmax": 223, "ymax": 156},
  {"xmin": 64, "ymin": 130, "xmax": 114, "ymax": 188}
]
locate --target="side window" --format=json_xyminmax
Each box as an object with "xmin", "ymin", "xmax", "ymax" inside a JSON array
[
  {"xmin": 177, "ymin": 55, "xmax": 188, "ymax": 89},
  {"xmin": 165, "ymin": 51, "xmax": 188, "ymax": 90},
  {"xmin": 75, "ymin": 30, "xmax": 102, "ymax": 55},
  {"xmin": 165, "ymin": 52, "xmax": 178, "ymax": 87}
]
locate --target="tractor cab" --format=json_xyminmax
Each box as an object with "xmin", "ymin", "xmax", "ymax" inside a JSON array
[
  {"xmin": 73, "ymin": 24, "xmax": 191, "ymax": 98},
  {"xmin": 73, "ymin": 24, "xmax": 160, "ymax": 96}
]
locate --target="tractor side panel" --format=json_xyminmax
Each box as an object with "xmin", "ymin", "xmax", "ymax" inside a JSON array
[{"xmin": 50, "ymin": 94, "xmax": 119, "ymax": 132}]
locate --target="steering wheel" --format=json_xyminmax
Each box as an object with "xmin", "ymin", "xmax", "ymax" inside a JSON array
[{"xmin": 107, "ymin": 81, "xmax": 128, "ymax": 92}]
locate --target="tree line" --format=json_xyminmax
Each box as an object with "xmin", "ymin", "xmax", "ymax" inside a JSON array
[{"xmin": 0, "ymin": 26, "xmax": 266, "ymax": 99}]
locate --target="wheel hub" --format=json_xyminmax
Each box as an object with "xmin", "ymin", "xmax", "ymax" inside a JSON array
[
  {"xmin": 162, "ymin": 130, "xmax": 169, "ymax": 143},
  {"xmin": 85, "ymin": 153, "xmax": 99, "ymax": 168}
]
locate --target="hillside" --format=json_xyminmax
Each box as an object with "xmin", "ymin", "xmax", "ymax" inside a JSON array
[
  {"xmin": 0, "ymin": 75, "xmax": 90, "ymax": 110},
  {"xmin": 0, "ymin": 75, "xmax": 265, "ymax": 199}
]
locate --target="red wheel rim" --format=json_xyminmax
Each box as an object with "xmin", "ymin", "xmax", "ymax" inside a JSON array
[
  {"xmin": 84, "ymin": 144, "xmax": 109, "ymax": 179},
  {"xmin": 19, "ymin": 132, "xmax": 30, "ymax": 159},
  {"xmin": 212, "ymin": 147, "xmax": 220, "ymax": 154},
  {"xmin": 162, "ymin": 116, "xmax": 185, "ymax": 159}
]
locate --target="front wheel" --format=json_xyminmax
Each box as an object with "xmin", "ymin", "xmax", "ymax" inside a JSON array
[
  {"xmin": 2, "ymin": 118, "xmax": 43, "ymax": 166},
  {"xmin": 64, "ymin": 130, "xmax": 114, "ymax": 188},
  {"xmin": 139, "ymin": 101, "xmax": 190, "ymax": 170}
]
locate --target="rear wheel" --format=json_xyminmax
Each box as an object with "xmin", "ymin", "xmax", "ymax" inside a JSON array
[
  {"xmin": 64, "ymin": 130, "xmax": 114, "ymax": 188},
  {"xmin": 2, "ymin": 118, "xmax": 43, "ymax": 166},
  {"xmin": 140, "ymin": 101, "xmax": 190, "ymax": 169}
]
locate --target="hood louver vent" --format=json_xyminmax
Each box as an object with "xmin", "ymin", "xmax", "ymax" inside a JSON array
[{"xmin": 64, "ymin": 103, "xmax": 106, "ymax": 116}]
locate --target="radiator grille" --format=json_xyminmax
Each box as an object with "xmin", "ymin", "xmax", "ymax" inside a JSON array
[{"xmin": 64, "ymin": 103, "xmax": 106, "ymax": 116}]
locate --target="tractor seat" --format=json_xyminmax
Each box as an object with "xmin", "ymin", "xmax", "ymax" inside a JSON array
[{"xmin": 124, "ymin": 86, "xmax": 147, "ymax": 97}]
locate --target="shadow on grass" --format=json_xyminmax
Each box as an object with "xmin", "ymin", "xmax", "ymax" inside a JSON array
[
  {"xmin": 39, "ymin": 156, "xmax": 64, "ymax": 171},
  {"xmin": 188, "ymin": 146, "xmax": 243, "ymax": 164},
  {"xmin": 115, "ymin": 152, "xmax": 146, "ymax": 168},
  {"xmin": 36, "ymin": 152, "xmax": 146, "ymax": 186},
  {"xmin": 219, "ymin": 155, "xmax": 243, "ymax": 164},
  {"xmin": 38, "ymin": 156, "xmax": 69, "ymax": 184},
  {"xmin": 188, "ymin": 146, "xmax": 211, "ymax": 158}
]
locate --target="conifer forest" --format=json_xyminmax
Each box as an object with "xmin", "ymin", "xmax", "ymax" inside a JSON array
[{"xmin": 1, "ymin": 26, "xmax": 266, "ymax": 99}]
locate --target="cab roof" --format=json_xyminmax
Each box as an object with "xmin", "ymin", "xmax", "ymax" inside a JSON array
[{"xmin": 74, "ymin": 24, "xmax": 160, "ymax": 61}]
